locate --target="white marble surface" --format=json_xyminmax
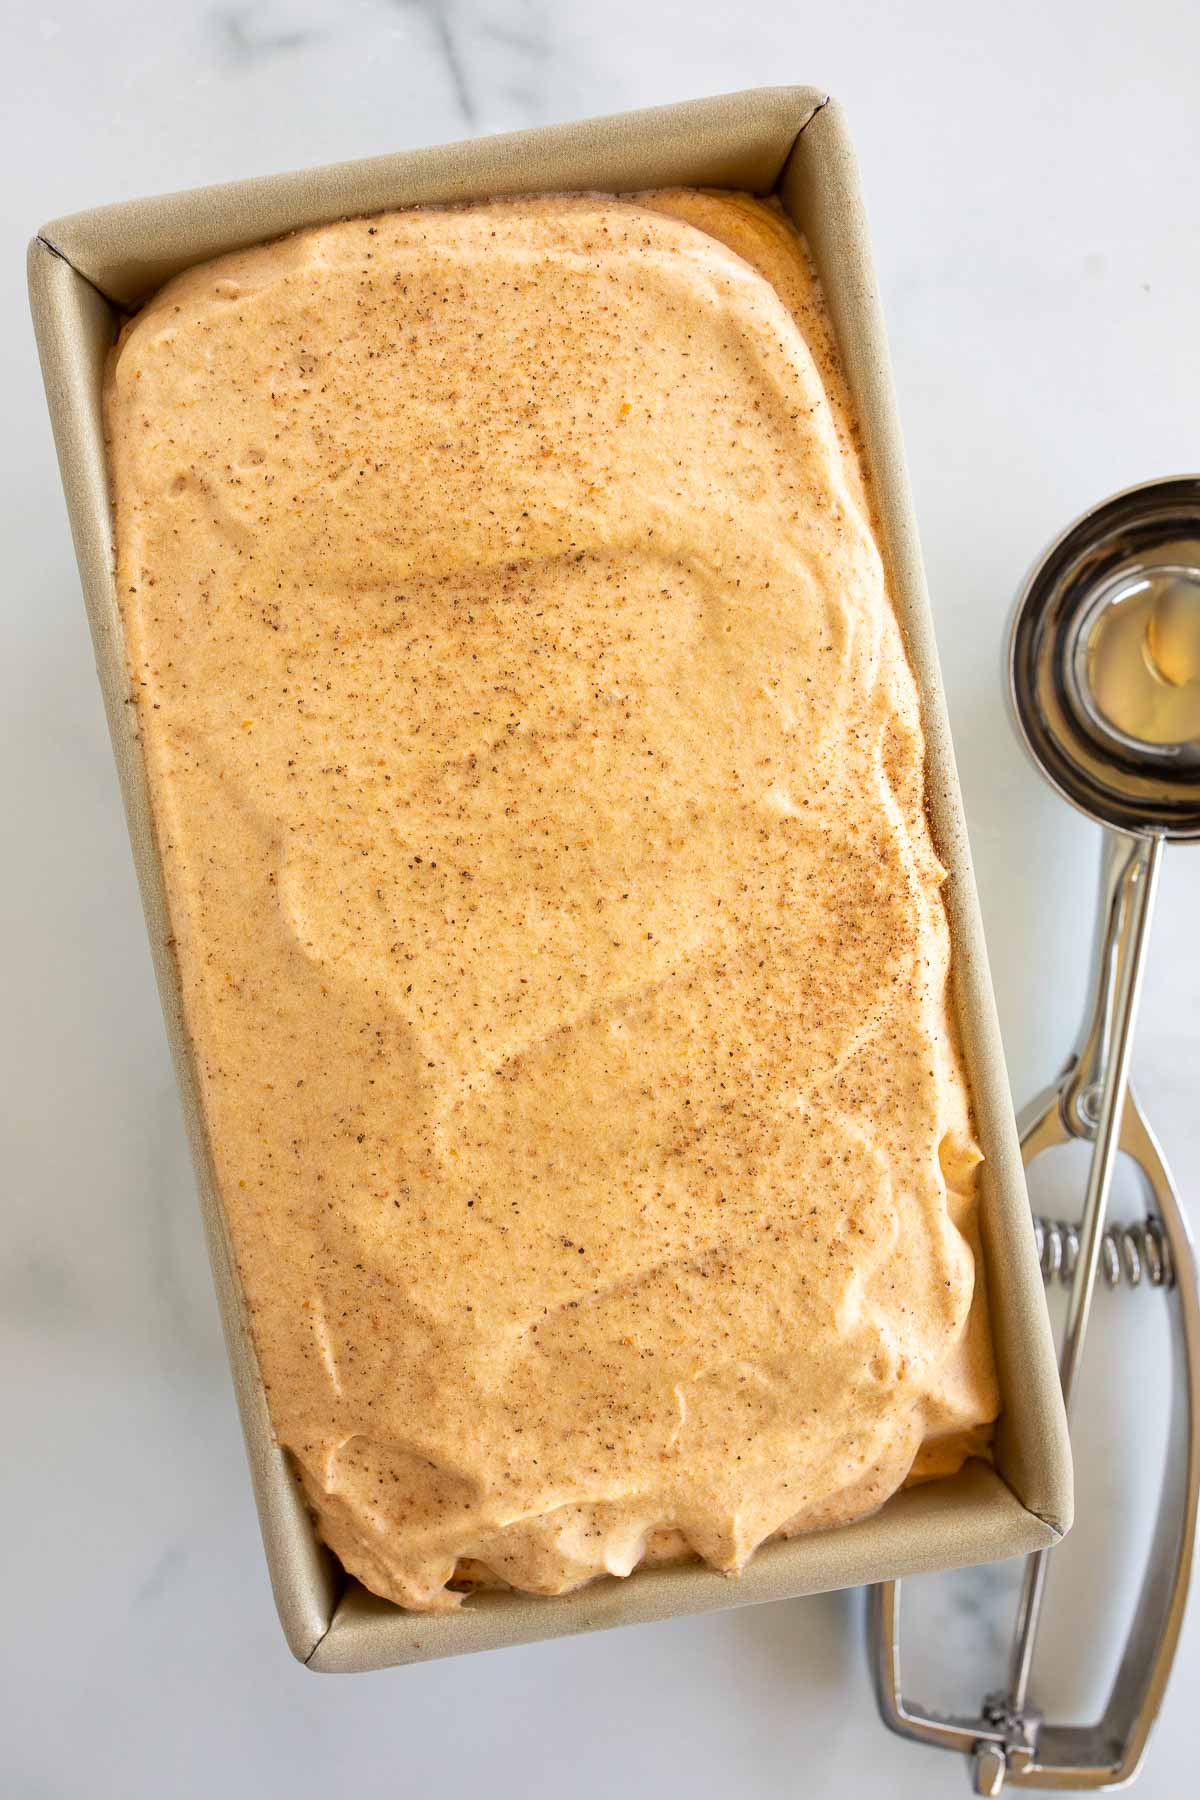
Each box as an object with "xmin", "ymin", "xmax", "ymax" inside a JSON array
[{"xmin": 4, "ymin": 2, "xmax": 1198, "ymax": 1795}]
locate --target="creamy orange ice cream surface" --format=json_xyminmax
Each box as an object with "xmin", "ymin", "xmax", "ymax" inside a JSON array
[{"xmin": 105, "ymin": 189, "xmax": 999, "ymax": 1611}]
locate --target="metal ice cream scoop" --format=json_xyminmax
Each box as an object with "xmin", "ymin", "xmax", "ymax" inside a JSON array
[{"xmin": 871, "ymin": 476, "xmax": 1200, "ymax": 1791}]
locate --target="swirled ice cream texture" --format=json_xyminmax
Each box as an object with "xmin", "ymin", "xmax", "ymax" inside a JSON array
[{"xmin": 105, "ymin": 190, "xmax": 999, "ymax": 1611}]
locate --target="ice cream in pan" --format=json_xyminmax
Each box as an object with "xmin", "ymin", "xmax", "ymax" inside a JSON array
[{"xmin": 104, "ymin": 188, "xmax": 998, "ymax": 1612}]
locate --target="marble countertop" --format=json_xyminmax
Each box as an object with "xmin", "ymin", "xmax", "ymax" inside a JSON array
[{"xmin": 4, "ymin": 3, "xmax": 1197, "ymax": 1795}]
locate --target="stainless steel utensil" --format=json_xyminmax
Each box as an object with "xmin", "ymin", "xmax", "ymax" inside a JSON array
[{"xmin": 871, "ymin": 477, "xmax": 1200, "ymax": 1792}]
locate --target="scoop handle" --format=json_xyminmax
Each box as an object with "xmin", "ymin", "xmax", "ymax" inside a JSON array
[
  {"xmin": 1006, "ymin": 831, "xmax": 1162, "ymax": 1713},
  {"xmin": 869, "ymin": 826, "xmax": 1200, "ymax": 1792}
]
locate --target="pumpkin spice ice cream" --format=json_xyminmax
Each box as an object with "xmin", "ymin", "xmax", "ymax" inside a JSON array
[{"xmin": 105, "ymin": 189, "xmax": 998, "ymax": 1611}]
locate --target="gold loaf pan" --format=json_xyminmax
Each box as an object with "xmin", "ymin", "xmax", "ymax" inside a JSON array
[{"xmin": 29, "ymin": 87, "xmax": 1072, "ymax": 1673}]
